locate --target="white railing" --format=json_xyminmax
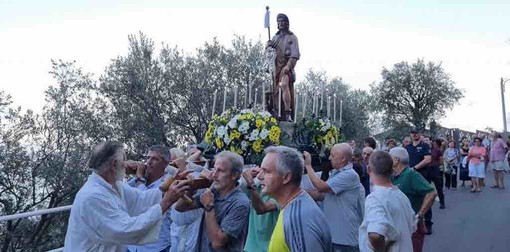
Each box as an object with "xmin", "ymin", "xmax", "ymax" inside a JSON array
[{"xmin": 0, "ymin": 205, "xmax": 71, "ymax": 251}]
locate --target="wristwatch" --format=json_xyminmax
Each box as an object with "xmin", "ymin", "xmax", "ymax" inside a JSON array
[
  {"xmin": 204, "ymin": 204, "xmax": 215, "ymax": 212},
  {"xmin": 135, "ymin": 177, "xmax": 146, "ymax": 184},
  {"xmin": 247, "ymin": 184, "xmax": 257, "ymax": 191}
]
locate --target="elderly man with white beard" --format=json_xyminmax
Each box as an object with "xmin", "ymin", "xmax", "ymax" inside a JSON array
[{"xmin": 64, "ymin": 140, "xmax": 190, "ymax": 252}]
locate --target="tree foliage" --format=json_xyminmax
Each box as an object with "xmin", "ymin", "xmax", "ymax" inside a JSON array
[
  {"xmin": 0, "ymin": 60, "xmax": 108, "ymax": 251},
  {"xmin": 371, "ymin": 59, "xmax": 464, "ymax": 129}
]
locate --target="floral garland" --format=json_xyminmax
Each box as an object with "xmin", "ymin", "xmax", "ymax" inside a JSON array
[
  {"xmin": 204, "ymin": 109, "xmax": 281, "ymax": 160},
  {"xmin": 304, "ymin": 117, "xmax": 339, "ymax": 150}
]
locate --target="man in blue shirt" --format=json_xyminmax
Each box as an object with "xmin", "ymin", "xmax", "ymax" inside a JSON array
[
  {"xmin": 175, "ymin": 151, "xmax": 250, "ymax": 252},
  {"xmin": 405, "ymin": 128, "xmax": 434, "ymax": 235},
  {"xmin": 127, "ymin": 145, "xmax": 174, "ymax": 252}
]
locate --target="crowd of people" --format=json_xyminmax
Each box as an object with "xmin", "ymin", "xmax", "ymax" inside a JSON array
[{"xmin": 62, "ymin": 127, "xmax": 509, "ymax": 252}]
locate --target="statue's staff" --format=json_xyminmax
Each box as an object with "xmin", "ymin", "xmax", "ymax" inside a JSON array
[{"xmin": 264, "ymin": 6, "xmax": 271, "ymax": 40}]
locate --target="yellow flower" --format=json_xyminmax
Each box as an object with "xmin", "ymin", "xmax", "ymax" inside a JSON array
[
  {"xmin": 269, "ymin": 126, "xmax": 281, "ymax": 144},
  {"xmin": 230, "ymin": 130, "xmax": 241, "ymax": 140},
  {"xmin": 270, "ymin": 117, "xmax": 277, "ymax": 123},
  {"xmin": 215, "ymin": 137, "xmax": 224, "ymax": 149},
  {"xmin": 246, "ymin": 113, "xmax": 253, "ymax": 119},
  {"xmin": 252, "ymin": 140, "xmax": 264, "ymax": 153},
  {"xmin": 255, "ymin": 119, "xmax": 264, "ymax": 129},
  {"xmin": 264, "ymin": 116, "xmax": 270, "ymax": 122}
]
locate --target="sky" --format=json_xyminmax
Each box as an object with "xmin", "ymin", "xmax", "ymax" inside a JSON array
[{"xmin": 1, "ymin": 0, "xmax": 510, "ymax": 132}]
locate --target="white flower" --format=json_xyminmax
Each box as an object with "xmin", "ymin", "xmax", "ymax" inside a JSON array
[
  {"xmin": 240, "ymin": 109, "xmax": 252, "ymax": 114},
  {"xmin": 238, "ymin": 121, "xmax": 250, "ymax": 134},
  {"xmin": 227, "ymin": 117, "xmax": 237, "ymax": 129},
  {"xmin": 224, "ymin": 134, "xmax": 231, "ymax": 145},
  {"xmin": 216, "ymin": 126, "xmax": 226, "ymax": 137},
  {"xmin": 241, "ymin": 141, "xmax": 248, "ymax": 150},
  {"xmin": 259, "ymin": 128, "xmax": 270, "ymax": 139},
  {"xmin": 249, "ymin": 129, "xmax": 260, "ymax": 141},
  {"xmin": 325, "ymin": 121, "xmax": 331, "ymax": 129},
  {"xmin": 257, "ymin": 111, "xmax": 272, "ymax": 117}
]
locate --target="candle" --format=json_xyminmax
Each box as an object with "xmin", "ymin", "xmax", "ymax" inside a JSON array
[
  {"xmin": 294, "ymin": 91, "xmax": 298, "ymax": 120},
  {"xmin": 312, "ymin": 95, "xmax": 315, "ymax": 115},
  {"xmin": 278, "ymin": 84, "xmax": 282, "ymax": 118},
  {"xmin": 222, "ymin": 88, "xmax": 227, "ymax": 113},
  {"xmin": 302, "ymin": 92, "xmax": 307, "ymax": 118},
  {"xmin": 212, "ymin": 90, "xmax": 217, "ymax": 118},
  {"xmin": 254, "ymin": 88, "xmax": 258, "ymax": 108},
  {"xmin": 333, "ymin": 94, "xmax": 336, "ymax": 122},
  {"xmin": 339, "ymin": 100, "xmax": 343, "ymax": 126},
  {"xmin": 313, "ymin": 95, "xmax": 319, "ymax": 116},
  {"xmin": 248, "ymin": 84, "xmax": 252, "ymax": 105},
  {"xmin": 233, "ymin": 86, "xmax": 238, "ymax": 109},
  {"xmin": 320, "ymin": 91, "xmax": 324, "ymax": 114},
  {"xmin": 262, "ymin": 83, "xmax": 266, "ymax": 110},
  {"xmin": 327, "ymin": 96, "xmax": 331, "ymax": 118}
]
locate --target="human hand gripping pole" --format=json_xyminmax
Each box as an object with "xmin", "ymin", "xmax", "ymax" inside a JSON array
[
  {"xmin": 160, "ymin": 180, "xmax": 191, "ymax": 213},
  {"xmin": 159, "ymin": 170, "xmax": 194, "ymax": 205}
]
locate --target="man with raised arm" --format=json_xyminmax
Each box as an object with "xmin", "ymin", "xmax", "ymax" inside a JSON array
[
  {"xmin": 64, "ymin": 141, "xmax": 189, "ymax": 252},
  {"xmin": 304, "ymin": 143, "xmax": 365, "ymax": 252},
  {"xmin": 241, "ymin": 167, "xmax": 279, "ymax": 252},
  {"xmin": 175, "ymin": 151, "xmax": 250, "ymax": 252}
]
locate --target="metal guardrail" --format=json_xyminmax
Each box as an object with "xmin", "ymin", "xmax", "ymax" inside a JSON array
[
  {"xmin": 0, "ymin": 205, "xmax": 72, "ymax": 222},
  {"xmin": 0, "ymin": 205, "xmax": 72, "ymax": 251}
]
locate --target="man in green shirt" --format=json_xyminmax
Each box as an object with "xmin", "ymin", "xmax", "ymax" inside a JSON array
[
  {"xmin": 390, "ymin": 147, "xmax": 436, "ymax": 252},
  {"xmin": 241, "ymin": 167, "xmax": 279, "ymax": 252}
]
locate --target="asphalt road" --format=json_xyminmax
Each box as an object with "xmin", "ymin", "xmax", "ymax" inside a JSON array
[{"xmin": 423, "ymin": 170, "xmax": 510, "ymax": 252}]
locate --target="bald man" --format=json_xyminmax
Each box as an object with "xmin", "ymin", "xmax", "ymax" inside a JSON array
[{"xmin": 305, "ymin": 143, "xmax": 365, "ymax": 252}]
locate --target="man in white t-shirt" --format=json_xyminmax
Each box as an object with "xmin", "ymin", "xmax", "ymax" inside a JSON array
[{"xmin": 359, "ymin": 151, "xmax": 416, "ymax": 252}]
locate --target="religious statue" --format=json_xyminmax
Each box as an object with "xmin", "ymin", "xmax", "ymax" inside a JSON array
[{"xmin": 266, "ymin": 13, "xmax": 300, "ymax": 121}]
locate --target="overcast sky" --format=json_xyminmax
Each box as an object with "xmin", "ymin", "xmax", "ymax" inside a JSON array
[{"xmin": 1, "ymin": 0, "xmax": 509, "ymax": 132}]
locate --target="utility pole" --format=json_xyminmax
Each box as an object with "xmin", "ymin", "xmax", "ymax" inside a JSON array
[{"xmin": 502, "ymin": 78, "xmax": 510, "ymax": 132}]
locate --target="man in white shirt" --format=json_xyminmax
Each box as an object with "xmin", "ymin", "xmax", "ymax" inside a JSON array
[
  {"xmin": 305, "ymin": 143, "xmax": 365, "ymax": 252},
  {"xmin": 359, "ymin": 151, "xmax": 416, "ymax": 252},
  {"xmin": 64, "ymin": 141, "xmax": 189, "ymax": 252}
]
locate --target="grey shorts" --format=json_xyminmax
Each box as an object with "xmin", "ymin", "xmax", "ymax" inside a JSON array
[{"xmin": 490, "ymin": 161, "xmax": 507, "ymax": 171}]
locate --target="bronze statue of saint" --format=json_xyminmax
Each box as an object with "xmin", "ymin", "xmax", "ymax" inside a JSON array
[{"xmin": 266, "ymin": 13, "xmax": 300, "ymax": 121}]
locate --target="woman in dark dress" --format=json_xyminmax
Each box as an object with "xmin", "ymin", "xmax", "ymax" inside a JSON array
[
  {"xmin": 431, "ymin": 139, "xmax": 445, "ymax": 208},
  {"xmin": 459, "ymin": 139, "xmax": 471, "ymax": 186}
]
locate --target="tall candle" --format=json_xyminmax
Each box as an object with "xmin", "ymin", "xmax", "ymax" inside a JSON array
[
  {"xmin": 254, "ymin": 88, "xmax": 258, "ymax": 108},
  {"xmin": 248, "ymin": 84, "xmax": 252, "ymax": 106},
  {"xmin": 327, "ymin": 96, "xmax": 331, "ymax": 118},
  {"xmin": 233, "ymin": 86, "xmax": 238, "ymax": 109},
  {"xmin": 313, "ymin": 95, "xmax": 317, "ymax": 115},
  {"xmin": 302, "ymin": 92, "xmax": 307, "ymax": 118},
  {"xmin": 222, "ymin": 88, "xmax": 227, "ymax": 113},
  {"xmin": 212, "ymin": 90, "xmax": 217, "ymax": 118},
  {"xmin": 339, "ymin": 100, "xmax": 343, "ymax": 126},
  {"xmin": 262, "ymin": 83, "xmax": 266, "ymax": 110},
  {"xmin": 312, "ymin": 95, "xmax": 315, "ymax": 115},
  {"xmin": 333, "ymin": 94, "xmax": 337, "ymax": 122},
  {"xmin": 320, "ymin": 91, "xmax": 324, "ymax": 114},
  {"xmin": 278, "ymin": 84, "xmax": 282, "ymax": 117},
  {"xmin": 294, "ymin": 91, "xmax": 298, "ymax": 120}
]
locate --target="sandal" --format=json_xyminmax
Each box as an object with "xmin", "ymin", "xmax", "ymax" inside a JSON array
[{"xmin": 490, "ymin": 185, "xmax": 500, "ymax": 189}]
